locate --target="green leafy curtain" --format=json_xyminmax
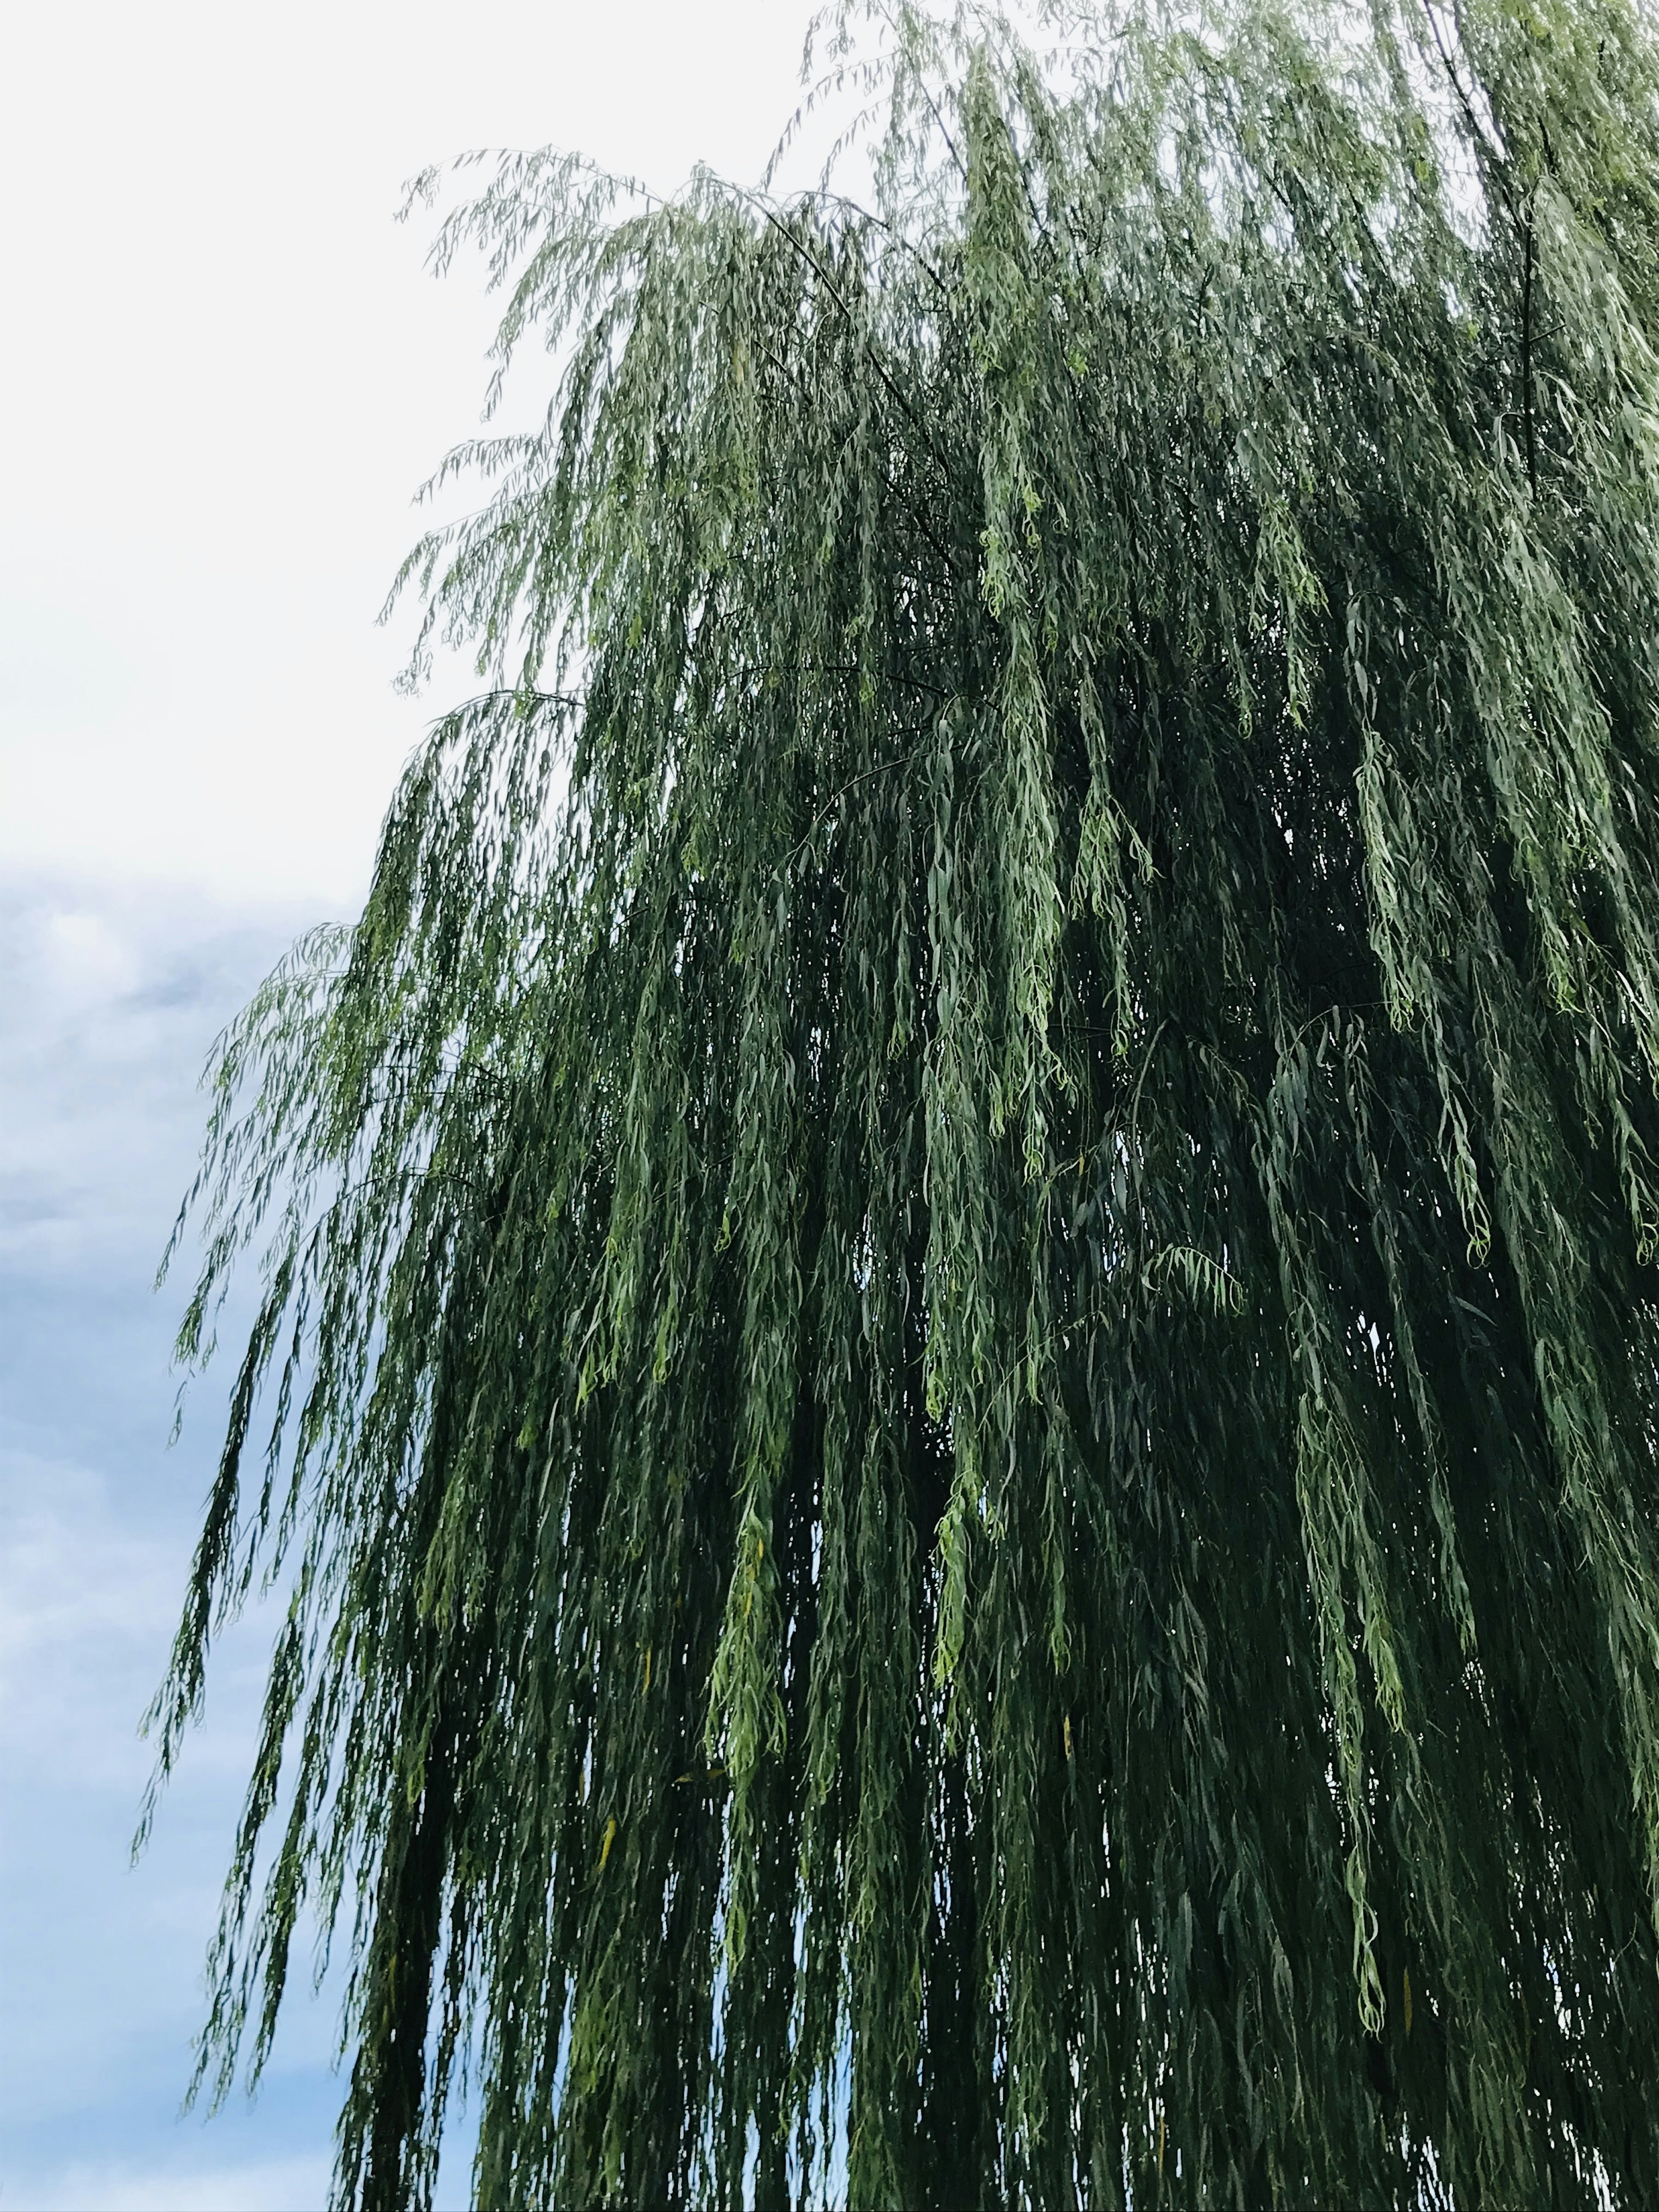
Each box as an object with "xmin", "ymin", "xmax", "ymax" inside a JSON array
[{"xmin": 149, "ymin": 1, "xmax": 1659, "ymax": 2201}]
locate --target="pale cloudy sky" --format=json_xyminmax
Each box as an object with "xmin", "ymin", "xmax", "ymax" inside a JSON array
[{"xmin": 0, "ymin": 6, "xmax": 818, "ymax": 2204}]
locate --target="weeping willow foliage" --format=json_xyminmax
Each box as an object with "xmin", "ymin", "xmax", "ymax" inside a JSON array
[{"xmin": 147, "ymin": 0, "xmax": 1659, "ymax": 2202}]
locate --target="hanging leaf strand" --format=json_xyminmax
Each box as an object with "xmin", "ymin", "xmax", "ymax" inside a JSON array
[{"xmin": 149, "ymin": 1, "xmax": 1659, "ymax": 2202}]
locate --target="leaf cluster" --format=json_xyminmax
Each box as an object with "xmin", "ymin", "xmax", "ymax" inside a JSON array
[{"xmin": 153, "ymin": 1, "xmax": 1659, "ymax": 2202}]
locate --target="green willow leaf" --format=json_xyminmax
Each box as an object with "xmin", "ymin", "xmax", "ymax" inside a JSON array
[{"xmin": 147, "ymin": 1, "xmax": 1659, "ymax": 2202}]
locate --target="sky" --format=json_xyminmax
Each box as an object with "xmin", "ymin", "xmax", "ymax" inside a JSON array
[{"xmin": 0, "ymin": 5, "xmax": 821, "ymax": 2204}]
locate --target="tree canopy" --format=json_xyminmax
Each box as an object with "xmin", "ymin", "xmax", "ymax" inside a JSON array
[{"xmin": 148, "ymin": 0, "xmax": 1659, "ymax": 2202}]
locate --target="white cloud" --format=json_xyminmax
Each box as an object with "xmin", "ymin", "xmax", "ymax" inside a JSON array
[
  {"xmin": 42, "ymin": 910, "xmax": 143, "ymax": 997},
  {"xmin": 0, "ymin": 884, "xmax": 346, "ymax": 2191},
  {"xmin": 5, "ymin": 2154, "xmax": 333, "ymax": 2212},
  {"xmin": 0, "ymin": 0, "xmax": 824, "ymax": 908}
]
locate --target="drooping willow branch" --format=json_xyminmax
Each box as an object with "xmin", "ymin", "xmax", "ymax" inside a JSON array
[{"xmin": 148, "ymin": 3, "xmax": 1659, "ymax": 2207}]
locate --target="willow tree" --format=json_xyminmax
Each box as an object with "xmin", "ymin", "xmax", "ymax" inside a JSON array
[{"xmin": 146, "ymin": 0, "xmax": 1659, "ymax": 2202}]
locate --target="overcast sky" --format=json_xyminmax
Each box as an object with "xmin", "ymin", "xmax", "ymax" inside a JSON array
[{"xmin": 0, "ymin": 6, "xmax": 819, "ymax": 2204}]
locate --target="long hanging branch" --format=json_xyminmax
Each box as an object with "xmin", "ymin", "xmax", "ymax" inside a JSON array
[{"xmin": 146, "ymin": 0, "xmax": 1659, "ymax": 2205}]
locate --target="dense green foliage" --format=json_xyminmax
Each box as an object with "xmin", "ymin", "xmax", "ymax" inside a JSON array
[{"xmin": 149, "ymin": 0, "xmax": 1659, "ymax": 2201}]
